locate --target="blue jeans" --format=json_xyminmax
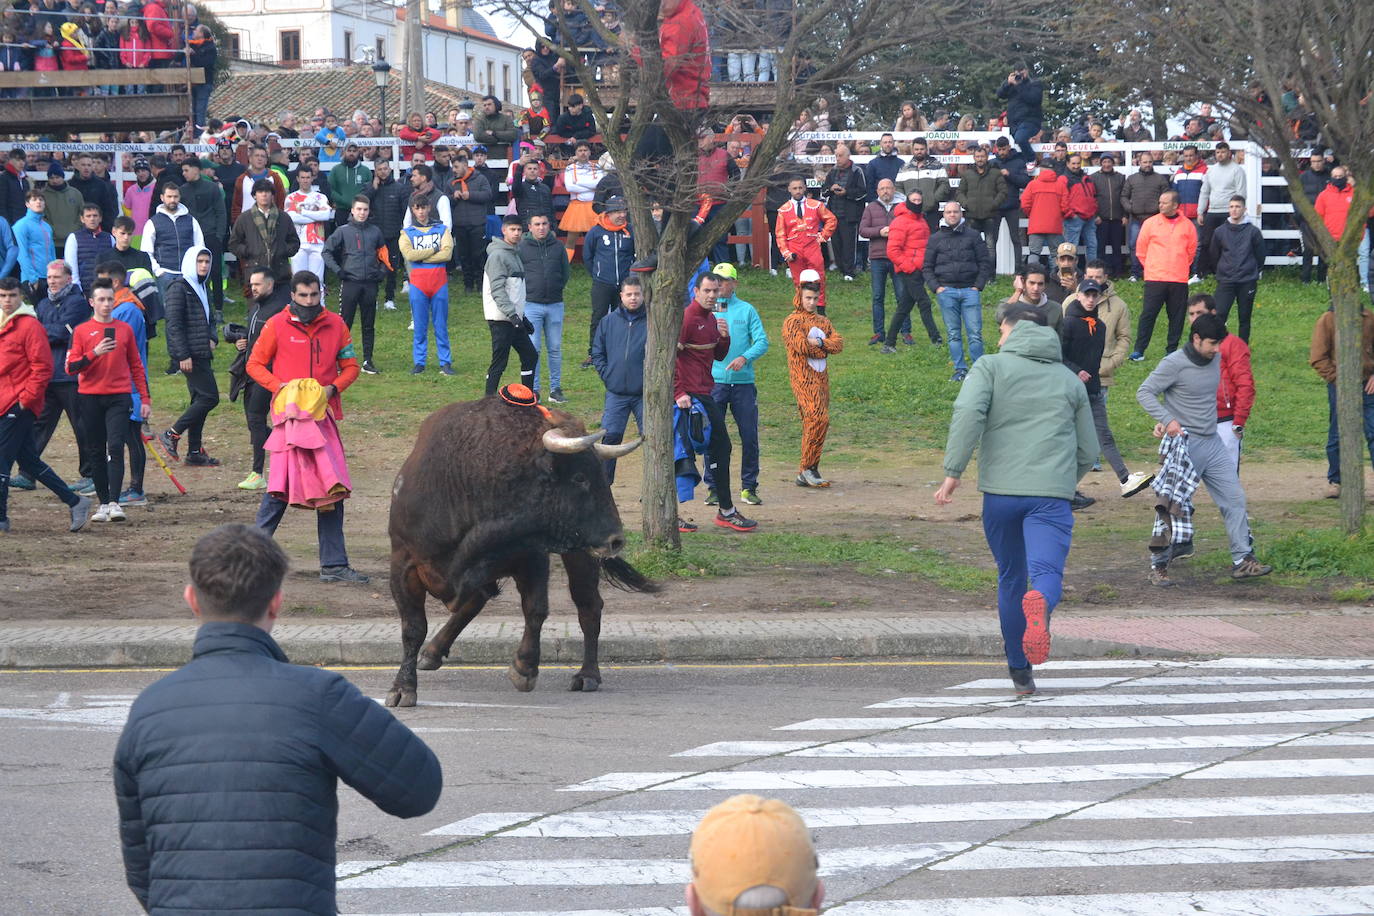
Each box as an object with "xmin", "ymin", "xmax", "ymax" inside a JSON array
[
  {"xmin": 1012, "ymin": 120, "xmax": 1041, "ymax": 163},
  {"xmin": 408, "ymin": 280, "xmax": 451, "ymax": 366},
  {"xmin": 256, "ymin": 493, "xmax": 349, "ymax": 568},
  {"xmin": 526, "ymin": 300, "xmax": 564, "ymax": 392},
  {"xmin": 702, "ymin": 382, "xmax": 760, "ymax": 491},
  {"xmin": 191, "ymin": 82, "xmax": 212, "ymax": 128},
  {"xmin": 600, "ymin": 391, "xmax": 643, "ymax": 484},
  {"xmin": 982, "ymin": 492, "xmax": 1074, "ymax": 669},
  {"xmin": 1062, "ymin": 216, "xmax": 1098, "ymax": 262},
  {"xmin": 1359, "ymin": 228, "xmax": 1370, "ymax": 287},
  {"xmin": 870, "ymin": 258, "xmax": 909, "ymax": 336},
  {"xmin": 936, "ymin": 287, "xmax": 983, "ymax": 371},
  {"xmin": 1326, "ymin": 383, "xmax": 1374, "ymax": 484},
  {"xmin": 707, "ymin": 202, "xmax": 731, "ymax": 266},
  {"xmin": 1128, "ymin": 218, "xmax": 1146, "ymax": 278}
]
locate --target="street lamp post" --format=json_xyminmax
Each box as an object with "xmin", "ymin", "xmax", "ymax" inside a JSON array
[{"xmin": 372, "ymin": 58, "xmax": 392, "ymax": 132}]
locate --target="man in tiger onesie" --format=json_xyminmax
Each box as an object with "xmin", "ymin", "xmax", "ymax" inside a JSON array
[{"xmin": 783, "ymin": 271, "xmax": 844, "ymax": 487}]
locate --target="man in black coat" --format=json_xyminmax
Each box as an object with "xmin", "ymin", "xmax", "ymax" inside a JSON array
[
  {"xmin": 115, "ymin": 523, "xmax": 442, "ymax": 916},
  {"xmin": 365, "ymin": 159, "xmax": 411, "ymax": 308},
  {"xmin": 68, "ymin": 152, "xmax": 120, "ymax": 234},
  {"xmin": 997, "ymin": 63, "xmax": 1044, "ymax": 163},
  {"xmin": 823, "ymin": 144, "xmax": 868, "ymax": 279},
  {"xmin": 925, "ymin": 201, "xmax": 994, "ymax": 382}
]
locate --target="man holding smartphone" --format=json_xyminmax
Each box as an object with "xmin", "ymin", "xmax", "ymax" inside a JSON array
[{"xmin": 65, "ymin": 278, "xmax": 150, "ymax": 523}]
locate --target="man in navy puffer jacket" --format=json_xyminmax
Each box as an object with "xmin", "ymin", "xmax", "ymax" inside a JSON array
[{"xmin": 114, "ymin": 524, "xmax": 442, "ymax": 915}]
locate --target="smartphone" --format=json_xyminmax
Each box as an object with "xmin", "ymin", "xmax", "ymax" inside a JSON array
[{"xmin": 103, "ymin": 327, "xmax": 116, "ymax": 342}]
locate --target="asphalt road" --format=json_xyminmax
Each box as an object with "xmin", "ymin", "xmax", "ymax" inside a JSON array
[{"xmin": 3, "ymin": 657, "xmax": 1374, "ymax": 915}]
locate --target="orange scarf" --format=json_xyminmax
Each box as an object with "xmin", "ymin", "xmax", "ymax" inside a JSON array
[
  {"xmin": 596, "ymin": 213, "xmax": 627, "ymax": 233},
  {"xmin": 454, "ymin": 165, "xmax": 473, "ymax": 197}
]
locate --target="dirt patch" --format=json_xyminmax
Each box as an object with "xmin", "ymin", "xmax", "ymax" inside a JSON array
[{"xmin": 0, "ymin": 425, "xmax": 1351, "ymax": 622}]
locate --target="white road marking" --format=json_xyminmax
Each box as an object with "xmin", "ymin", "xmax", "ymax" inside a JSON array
[
  {"xmin": 782, "ymin": 709, "xmax": 1374, "ymax": 731},
  {"xmin": 952, "ymin": 675, "xmax": 1374, "ymax": 689},
  {"xmin": 825, "ymin": 886, "xmax": 1374, "ymax": 915},
  {"xmin": 676, "ymin": 732, "xmax": 1374, "ymax": 759},
  {"xmin": 369, "ymin": 698, "xmax": 560, "ymax": 709},
  {"xmin": 1068, "ymin": 793, "xmax": 1374, "ymax": 820},
  {"xmin": 561, "ymin": 762, "xmax": 1196, "ymax": 792},
  {"xmin": 1188, "ymin": 657, "xmax": 1374, "ymax": 670},
  {"xmin": 1034, "ymin": 660, "xmax": 1191, "ymax": 670},
  {"xmin": 426, "ymin": 800, "xmax": 1083, "ymax": 838},
  {"xmin": 949, "ymin": 677, "xmax": 1131, "ymax": 689},
  {"xmin": 411, "ymin": 727, "xmax": 519, "ymax": 734},
  {"xmin": 871, "ymin": 689, "xmax": 1374, "ymax": 708},
  {"xmin": 0, "ymin": 704, "xmax": 130, "ymax": 730},
  {"xmin": 337, "ymin": 844, "xmax": 966, "ymax": 888},
  {"xmin": 929, "ymin": 834, "xmax": 1374, "ymax": 870},
  {"xmin": 1187, "ymin": 759, "xmax": 1374, "ymax": 780},
  {"xmin": 47, "ymin": 692, "xmax": 71, "ymax": 708}
]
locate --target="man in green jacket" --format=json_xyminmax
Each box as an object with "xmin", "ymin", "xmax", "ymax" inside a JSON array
[
  {"xmin": 327, "ymin": 145, "xmax": 372, "ymax": 228},
  {"xmin": 935, "ymin": 307, "xmax": 1098, "ymax": 696},
  {"xmin": 704, "ymin": 262, "xmax": 769, "ymax": 507}
]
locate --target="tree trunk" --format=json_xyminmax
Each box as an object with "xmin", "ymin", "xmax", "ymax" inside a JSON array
[
  {"xmin": 1331, "ymin": 253, "xmax": 1367, "ymax": 533},
  {"xmin": 639, "ymin": 217, "xmax": 692, "ymax": 549}
]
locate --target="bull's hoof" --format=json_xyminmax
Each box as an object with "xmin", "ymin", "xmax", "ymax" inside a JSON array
[
  {"xmin": 507, "ymin": 665, "xmax": 539, "ymax": 692},
  {"xmin": 385, "ymin": 687, "xmax": 417, "ymax": 707},
  {"xmin": 416, "ymin": 651, "xmax": 444, "ymax": 671},
  {"xmin": 570, "ymin": 673, "xmax": 601, "ymax": 692}
]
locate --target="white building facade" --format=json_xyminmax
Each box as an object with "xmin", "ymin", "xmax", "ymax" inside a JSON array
[{"xmin": 202, "ymin": 0, "xmax": 527, "ymax": 106}]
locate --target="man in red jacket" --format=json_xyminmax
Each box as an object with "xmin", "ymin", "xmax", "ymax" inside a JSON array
[
  {"xmin": 1187, "ymin": 294, "xmax": 1254, "ymax": 472},
  {"xmin": 658, "ymin": 0, "xmax": 709, "ymax": 111},
  {"xmin": 247, "ymin": 270, "xmax": 369, "ymax": 584},
  {"xmin": 1131, "ymin": 190, "xmax": 1197, "ymax": 360},
  {"xmin": 0, "ymin": 276, "xmax": 92, "ymax": 532},
  {"xmin": 1314, "ymin": 166, "xmax": 1355, "ymax": 243},
  {"xmin": 1020, "ymin": 166, "xmax": 1069, "ymax": 266},
  {"xmin": 776, "ymin": 178, "xmax": 836, "ymax": 313},
  {"xmin": 675, "ymin": 271, "xmax": 756, "ymax": 534}
]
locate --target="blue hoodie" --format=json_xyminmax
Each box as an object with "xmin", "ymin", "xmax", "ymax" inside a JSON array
[
  {"xmin": 14, "ymin": 209, "xmax": 54, "ymax": 283},
  {"xmin": 710, "ymin": 293, "xmax": 769, "ymax": 385}
]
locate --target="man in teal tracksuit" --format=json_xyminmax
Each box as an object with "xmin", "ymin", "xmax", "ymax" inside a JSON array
[{"xmin": 703, "ymin": 263, "xmax": 769, "ymax": 506}]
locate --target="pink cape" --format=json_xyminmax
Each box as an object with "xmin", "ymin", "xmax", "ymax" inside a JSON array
[{"xmin": 265, "ymin": 405, "xmax": 352, "ymax": 510}]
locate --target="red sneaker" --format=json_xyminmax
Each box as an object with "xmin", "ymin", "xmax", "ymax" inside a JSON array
[
  {"xmin": 1022, "ymin": 590, "xmax": 1051, "ymax": 665},
  {"xmin": 714, "ymin": 510, "xmax": 758, "ymax": 532}
]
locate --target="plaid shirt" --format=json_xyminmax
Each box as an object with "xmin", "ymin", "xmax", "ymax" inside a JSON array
[{"xmin": 1150, "ymin": 431, "xmax": 1199, "ymax": 560}]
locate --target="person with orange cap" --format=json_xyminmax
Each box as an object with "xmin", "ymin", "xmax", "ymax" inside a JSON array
[
  {"xmin": 686, "ymin": 794, "xmax": 823, "ymax": 916},
  {"xmin": 783, "ymin": 272, "xmax": 843, "ymax": 488}
]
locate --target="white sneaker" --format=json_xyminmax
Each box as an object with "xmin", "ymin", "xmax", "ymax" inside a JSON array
[
  {"xmin": 407, "ymin": 320, "xmax": 415, "ymax": 331},
  {"xmin": 91, "ymin": 503, "xmax": 111, "ymax": 522},
  {"xmin": 769, "ymin": 268, "xmax": 778, "ymax": 276},
  {"xmin": 1188, "ymin": 274, "xmax": 1201, "ymax": 284},
  {"xmin": 843, "ymin": 275, "xmax": 854, "ymax": 282},
  {"xmin": 106, "ymin": 502, "xmax": 127, "ymax": 522},
  {"xmin": 384, "ymin": 299, "xmax": 397, "ymax": 311},
  {"xmin": 1120, "ymin": 470, "xmax": 1155, "ymax": 498}
]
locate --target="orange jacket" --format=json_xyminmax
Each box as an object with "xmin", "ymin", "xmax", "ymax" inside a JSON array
[
  {"xmin": 1314, "ymin": 182, "xmax": 1355, "ymax": 242},
  {"xmin": 1020, "ymin": 169, "xmax": 1070, "ymax": 235},
  {"xmin": 775, "ymin": 198, "xmax": 836, "ymax": 257},
  {"xmin": 247, "ymin": 308, "xmax": 360, "ymax": 419},
  {"xmin": 1135, "ymin": 212, "xmax": 1198, "ymax": 283}
]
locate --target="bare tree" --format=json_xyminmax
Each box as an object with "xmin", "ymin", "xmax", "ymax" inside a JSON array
[
  {"xmin": 490, "ymin": 0, "xmax": 1027, "ymax": 548},
  {"xmin": 1070, "ymin": 0, "xmax": 1374, "ymax": 532}
]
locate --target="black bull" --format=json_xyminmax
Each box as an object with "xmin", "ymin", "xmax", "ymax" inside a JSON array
[{"xmin": 385, "ymin": 396, "xmax": 658, "ymax": 707}]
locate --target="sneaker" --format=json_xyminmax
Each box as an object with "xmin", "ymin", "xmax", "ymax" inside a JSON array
[
  {"xmin": 8, "ymin": 472, "xmax": 34, "ymax": 491},
  {"xmin": 69, "ymin": 495, "xmax": 92, "ymax": 531},
  {"xmin": 1127, "ymin": 276, "xmax": 1140, "ymax": 282},
  {"xmin": 407, "ymin": 320, "xmax": 415, "ymax": 331},
  {"xmin": 580, "ymin": 357, "xmax": 595, "ymax": 370},
  {"xmin": 902, "ymin": 333, "xmax": 916, "ymax": 346},
  {"xmin": 951, "ymin": 369, "xmax": 968, "ymax": 382},
  {"xmin": 412, "ymin": 363, "xmax": 426, "ymax": 374},
  {"xmin": 769, "ymin": 268, "xmax": 778, "ymax": 277},
  {"xmin": 1149, "ymin": 565, "xmax": 1175, "ymax": 588},
  {"xmin": 548, "ymin": 387, "xmax": 567, "ymax": 404},
  {"xmin": 1188, "ymin": 274, "xmax": 1201, "ymax": 285},
  {"xmin": 361, "ymin": 360, "xmax": 380, "ymax": 375},
  {"xmin": 90, "ymin": 502, "xmax": 110, "ymax": 523},
  {"xmin": 798, "ymin": 466, "xmax": 829, "ymax": 488},
  {"xmin": 106, "ymin": 502, "xmax": 126, "ymax": 522},
  {"xmin": 0, "ymin": 519, "xmax": 8, "ymax": 533},
  {"xmin": 159, "ymin": 429, "xmax": 181, "ymax": 461},
  {"xmin": 1070, "ymin": 491, "xmax": 1096, "ymax": 511},
  {"xmin": 843, "ymin": 275, "xmax": 854, "ymax": 282},
  {"xmin": 677, "ymin": 517, "xmax": 698, "ymax": 533},
  {"xmin": 1231, "ymin": 554, "xmax": 1273, "ymax": 580},
  {"xmin": 320, "ymin": 564, "xmax": 370, "ymax": 584},
  {"xmin": 1021, "ymin": 589, "xmax": 1051, "ymax": 665},
  {"xmin": 73, "ymin": 477, "xmax": 96, "ymax": 496},
  {"xmin": 383, "ymin": 299, "xmax": 397, "ymax": 311},
  {"xmin": 185, "ymin": 450, "xmax": 221, "ymax": 467},
  {"xmin": 880, "ymin": 345, "xmax": 897, "ymax": 354},
  {"xmin": 740, "ymin": 488, "xmax": 762, "ymax": 505},
  {"xmin": 1091, "ymin": 461, "xmax": 1103, "ymax": 472},
  {"xmin": 1009, "ymin": 665, "xmax": 1036, "ymax": 696},
  {"xmin": 1170, "ymin": 540, "xmax": 1195, "ymax": 561},
  {"xmin": 868, "ymin": 333, "xmax": 883, "ymax": 345},
  {"xmin": 931, "ymin": 335, "xmax": 943, "ymax": 346},
  {"xmin": 1128, "ymin": 351, "xmax": 1144, "ymax": 362},
  {"xmin": 715, "ymin": 509, "xmax": 758, "ymax": 532},
  {"xmin": 1326, "ymin": 481, "xmax": 1341, "ymax": 499},
  {"xmin": 704, "ymin": 487, "xmax": 719, "ymax": 506},
  {"xmin": 1120, "ymin": 470, "xmax": 1155, "ymax": 498},
  {"xmin": 237, "ymin": 471, "xmax": 266, "ymax": 491},
  {"xmin": 118, "ymin": 488, "xmax": 148, "ymax": 506}
]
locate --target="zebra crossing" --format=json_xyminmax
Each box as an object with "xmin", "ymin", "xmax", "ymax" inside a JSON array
[{"xmin": 338, "ymin": 657, "xmax": 1374, "ymax": 915}]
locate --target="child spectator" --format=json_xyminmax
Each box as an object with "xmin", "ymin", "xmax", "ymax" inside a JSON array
[
  {"xmin": 93, "ymin": 14, "xmax": 121, "ymax": 95},
  {"xmin": 314, "ymin": 112, "xmax": 347, "ymax": 164},
  {"xmin": 63, "ymin": 203, "xmax": 114, "ymax": 291},
  {"xmin": 15, "ymin": 191, "xmax": 55, "ymax": 302},
  {"xmin": 119, "ymin": 18, "xmax": 152, "ymax": 94},
  {"xmin": 0, "ymin": 27, "xmax": 24, "ymax": 99},
  {"xmin": 65, "ymin": 277, "xmax": 150, "ymax": 522},
  {"xmin": 30, "ymin": 22, "xmax": 59, "ymax": 97},
  {"xmin": 783, "ymin": 277, "xmax": 844, "ymax": 488},
  {"xmin": 58, "ymin": 22, "xmax": 91, "ymax": 96},
  {"xmin": 97, "ymin": 260, "xmax": 150, "ymax": 506},
  {"xmin": 399, "ymin": 193, "xmax": 454, "ymax": 375}
]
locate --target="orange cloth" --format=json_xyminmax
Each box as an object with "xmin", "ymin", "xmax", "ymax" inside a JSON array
[{"xmin": 1135, "ymin": 212, "xmax": 1199, "ymax": 283}]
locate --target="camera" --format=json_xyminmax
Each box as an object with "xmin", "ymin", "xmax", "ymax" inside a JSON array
[{"xmin": 223, "ymin": 323, "xmax": 248, "ymax": 343}]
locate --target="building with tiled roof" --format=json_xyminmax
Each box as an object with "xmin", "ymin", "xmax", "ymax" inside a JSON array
[
  {"xmin": 203, "ymin": 0, "xmax": 526, "ymax": 106},
  {"xmin": 212, "ymin": 65, "xmax": 482, "ymax": 126}
]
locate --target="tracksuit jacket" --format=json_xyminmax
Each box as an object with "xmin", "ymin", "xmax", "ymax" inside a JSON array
[{"xmin": 399, "ymin": 221, "xmax": 453, "ymax": 297}]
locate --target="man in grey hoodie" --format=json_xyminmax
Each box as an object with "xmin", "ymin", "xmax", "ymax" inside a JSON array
[
  {"xmin": 1136, "ymin": 313, "xmax": 1271, "ymax": 584},
  {"xmin": 483, "ymin": 215, "xmax": 537, "ymax": 397}
]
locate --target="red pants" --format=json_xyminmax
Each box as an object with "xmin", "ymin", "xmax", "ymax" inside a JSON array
[{"xmin": 786, "ymin": 244, "xmax": 827, "ymax": 310}]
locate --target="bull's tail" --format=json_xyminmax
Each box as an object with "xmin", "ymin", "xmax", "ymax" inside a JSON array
[{"xmin": 600, "ymin": 555, "xmax": 661, "ymax": 593}]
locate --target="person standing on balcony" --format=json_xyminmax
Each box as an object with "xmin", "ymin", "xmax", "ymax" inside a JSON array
[{"xmin": 187, "ymin": 25, "xmax": 217, "ymax": 131}]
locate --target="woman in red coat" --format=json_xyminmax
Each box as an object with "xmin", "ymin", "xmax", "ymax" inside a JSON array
[{"xmin": 883, "ymin": 190, "xmax": 942, "ymax": 349}]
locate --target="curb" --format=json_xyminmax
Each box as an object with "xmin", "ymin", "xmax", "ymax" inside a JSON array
[{"xmin": 0, "ymin": 629, "xmax": 1184, "ymax": 669}]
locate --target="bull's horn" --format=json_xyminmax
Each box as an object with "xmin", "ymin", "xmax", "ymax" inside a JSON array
[
  {"xmin": 543, "ymin": 428, "xmax": 605, "ymax": 454},
  {"xmin": 594, "ymin": 438, "xmax": 642, "ymax": 459}
]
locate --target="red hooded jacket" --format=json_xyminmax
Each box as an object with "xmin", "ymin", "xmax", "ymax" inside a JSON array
[
  {"xmin": 0, "ymin": 309, "xmax": 52, "ymax": 415},
  {"xmin": 1020, "ymin": 169, "xmax": 1070, "ymax": 234},
  {"xmin": 657, "ymin": 0, "xmax": 710, "ymax": 110},
  {"xmin": 1064, "ymin": 171, "xmax": 1098, "ymax": 220},
  {"xmin": 1217, "ymin": 333, "xmax": 1255, "ymax": 427},
  {"xmin": 143, "ymin": 0, "xmax": 177, "ymax": 62},
  {"xmin": 887, "ymin": 205, "xmax": 931, "ymax": 274}
]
